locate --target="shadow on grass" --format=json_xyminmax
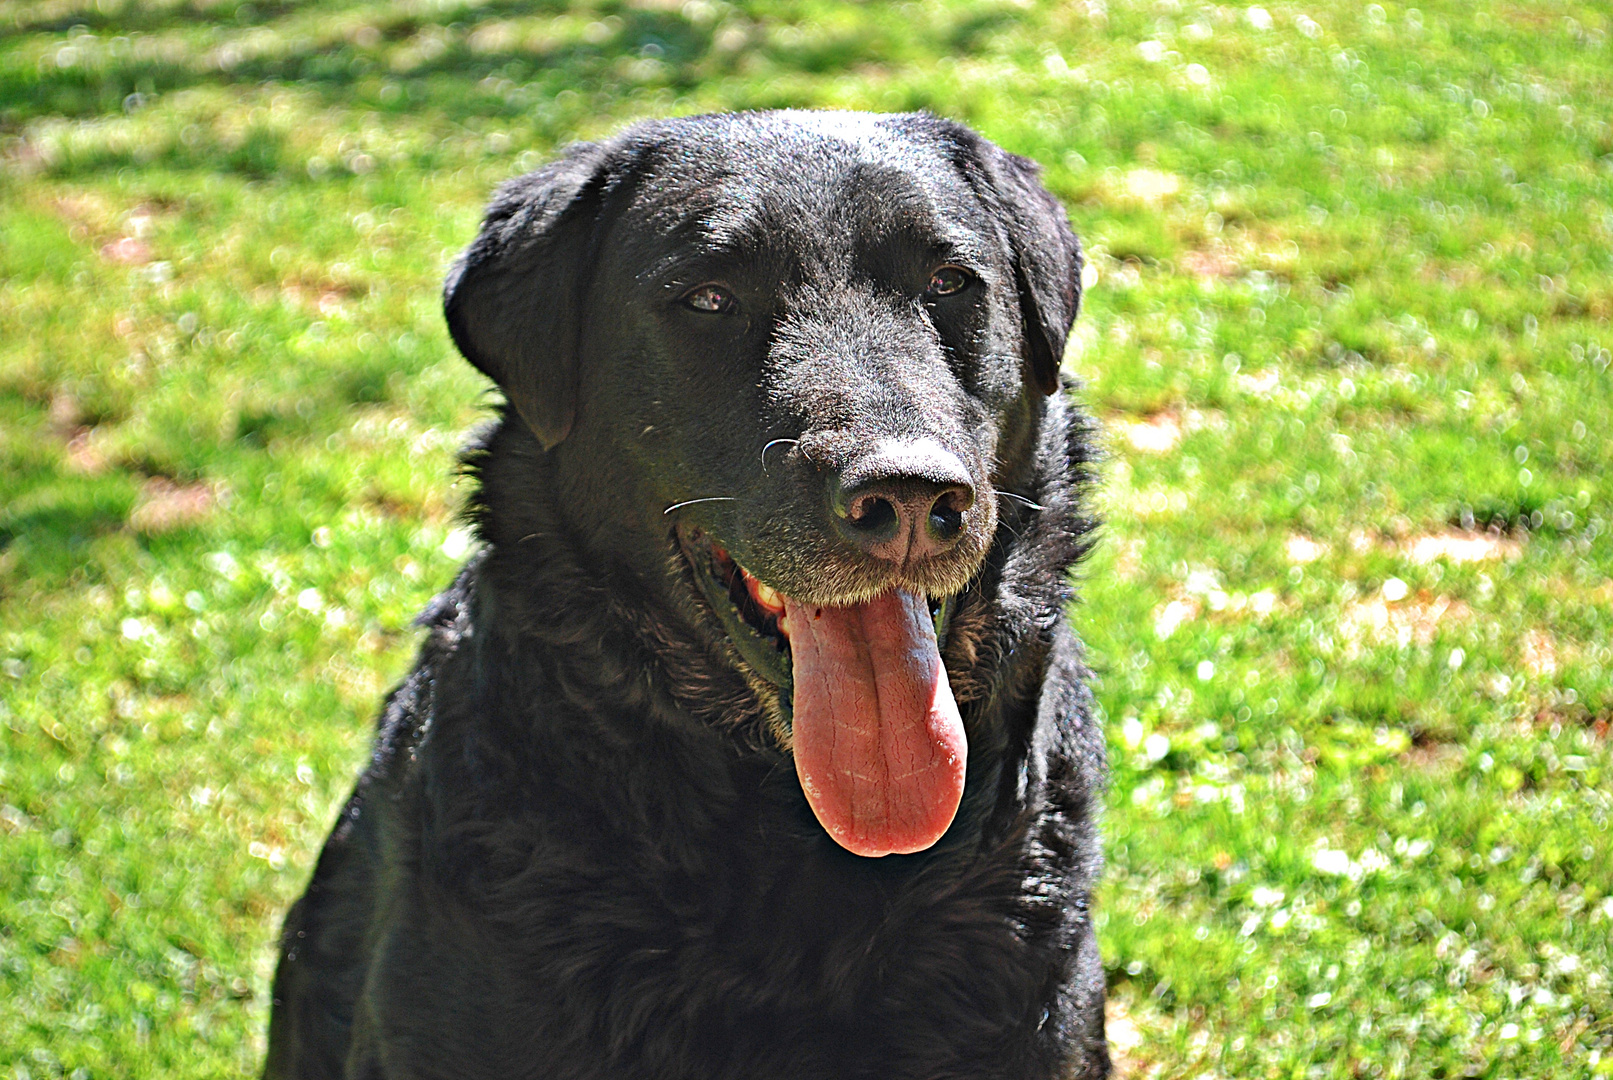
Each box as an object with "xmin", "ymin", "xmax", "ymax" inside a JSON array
[
  {"xmin": 4, "ymin": 0, "xmax": 1017, "ymax": 140},
  {"xmin": 0, "ymin": 475, "xmax": 139, "ymax": 583}
]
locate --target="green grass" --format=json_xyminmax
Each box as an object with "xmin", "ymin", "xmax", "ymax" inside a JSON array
[{"xmin": 2, "ymin": 0, "xmax": 1611, "ymax": 1076}]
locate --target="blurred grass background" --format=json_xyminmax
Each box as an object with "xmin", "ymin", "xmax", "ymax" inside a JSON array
[{"xmin": 2, "ymin": 0, "xmax": 1611, "ymax": 1076}]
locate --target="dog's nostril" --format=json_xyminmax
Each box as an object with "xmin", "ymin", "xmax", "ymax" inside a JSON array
[
  {"xmin": 845, "ymin": 494, "xmax": 899, "ymax": 538},
  {"xmin": 927, "ymin": 490, "xmax": 967, "ymax": 544}
]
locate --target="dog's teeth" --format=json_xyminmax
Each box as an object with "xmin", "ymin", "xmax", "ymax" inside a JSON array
[
  {"xmin": 737, "ymin": 566, "xmax": 785, "ymax": 612},
  {"xmin": 776, "ymin": 614, "xmax": 789, "ymax": 638}
]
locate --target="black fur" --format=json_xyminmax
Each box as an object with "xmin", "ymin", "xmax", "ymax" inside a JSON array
[{"xmin": 266, "ymin": 111, "xmax": 1107, "ymax": 1080}]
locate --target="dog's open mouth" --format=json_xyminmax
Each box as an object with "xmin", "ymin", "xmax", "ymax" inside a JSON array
[
  {"xmin": 681, "ymin": 531, "xmax": 958, "ymax": 692},
  {"xmin": 682, "ymin": 529, "xmax": 967, "ymax": 858}
]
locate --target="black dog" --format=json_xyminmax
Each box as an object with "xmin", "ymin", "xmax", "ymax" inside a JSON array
[{"xmin": 265, "ymin": 110, "xmax": 1107, "ymax": 1080}]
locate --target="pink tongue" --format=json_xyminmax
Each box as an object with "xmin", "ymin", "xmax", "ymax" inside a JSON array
[{"xmin": 785, "ymin": 589, "xmax": 966, "ymax": 857}]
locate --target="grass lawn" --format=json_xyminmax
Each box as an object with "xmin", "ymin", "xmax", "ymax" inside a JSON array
[{"xmin": 3, "ymin": 0, "xmax": 1611, "ymax": 1075}]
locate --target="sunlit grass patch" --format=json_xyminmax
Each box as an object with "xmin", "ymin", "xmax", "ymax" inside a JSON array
[{"xmin": 3, "ymin": 0, "xmax": 1612, "ymax": 1076}]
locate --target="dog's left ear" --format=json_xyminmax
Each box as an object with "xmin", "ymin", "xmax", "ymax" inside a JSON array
[
  {"xmin": 956, "ymin": 134, "xmax": 1083, "ymax": 397},
  {"xmin": 443, "ymin": 141, "xmax": 615, "ymax": 449}
]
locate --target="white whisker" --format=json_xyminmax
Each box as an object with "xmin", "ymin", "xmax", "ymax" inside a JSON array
[
  {"xmin": 760, "ymin": 438, "xmax": 800, "ymax": 474},
  {"xmin": 663, "ymin": 496, "xmax": 738, "ymax": 516},
  {"xmin": 995, "ymin": 490, "xmax": 1045, "ymax": 511}
]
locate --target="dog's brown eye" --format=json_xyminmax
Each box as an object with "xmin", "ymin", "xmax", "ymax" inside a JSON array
[
  {"xmin": 926, "ymin": 266, "xmax": 971, "ymax": 297},
  {"xmin": 683, "ymin": 284, "xmax": 736, "ymax": 314}
]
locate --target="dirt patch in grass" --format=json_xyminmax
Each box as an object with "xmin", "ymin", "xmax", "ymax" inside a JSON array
[
  {"xmin": 48, "ymin": 391, "xmax": 83, "ymax": 437},
  {"xmin": 47, "ymin": 393, "xmax": 115, "ymax": 475},
  {"xmin": 100, "ymin": 235, "xmax": 153, "ymax": 265},
  {"xmin": 1238, "ymin": 366, "xmax": 1281, "ymax": 395},
  {"xmin": 1340, "ymin": 593, "xmax": 1470, "ymax": 648},
  {"xmin": 51, "ymin": 192, "xmax": 120, "ymax": 236},
  {"xmin": 62, "ymin": 429, "xmax": 110, "ymax": 475},
  {"xmin": 1521, "ymin": 630, "xmax": 1558, "ymax": 677},
  {"xmin": 1285, "ymin": 534, "xmax": 1329, "ymax": 563},
  {"xmin": 1180, "ymin": 246, "xmax": 1240, "ymax": 280},
  {"xmin": 1117, "ymin": 412, "xmax": 1183, "ymax": 454},
  {"xmin": 1153, "ymin": 595, "xmax": 1200, "ymax": 639},
  {"xmin": 1403, "ymin": 530, "xmax": 1523, "ymax": 564},
  {"xmin": 1403, "ymin": 733, "xmax": 1467, "ymax": 773},
  {"xmin": 128, "ymin": 478, "xmax": 219, "ymax": 534},
  {"xmin": 1105, "ymin": 996, "xmax": 1148, "ymax": 1076},
  {"xmin": 1093, "ymin": 167, "xmax": 1183, "ymax": 209},
  {"xmin": 1111, "ymin": 537, "xmax": 1145, "ymax": 581},
  {"xmin": 1310, "ymin": 528, "xmax": 1524, "ymax": 565}
]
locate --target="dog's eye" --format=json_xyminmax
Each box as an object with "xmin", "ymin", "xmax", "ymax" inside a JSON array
[
  {"xmin": 683, "ymin": 284, "xmax": 736, "ymax": 314},
  {"xmin": 925, "ymin": 266, "xmax": 971, "ymax": 297}
]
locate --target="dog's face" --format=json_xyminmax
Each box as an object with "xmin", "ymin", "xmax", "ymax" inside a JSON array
[{"xmin": 446, "ymin": 112, "xmax": 1081, "ymax": 857}]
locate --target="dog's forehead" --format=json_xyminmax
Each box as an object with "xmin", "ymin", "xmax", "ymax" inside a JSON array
[{"xmin": 617, "ymin": 113, "xmax": 994, "ymax": 260}]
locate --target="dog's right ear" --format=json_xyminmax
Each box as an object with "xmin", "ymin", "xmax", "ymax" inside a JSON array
[
  {"xmin": 443, "ymin": 142, "xmax": 613, "ymax": 449},
  {"xmin": 928, "ymin": 119, "xmax": 1082, "ymax": 398}
]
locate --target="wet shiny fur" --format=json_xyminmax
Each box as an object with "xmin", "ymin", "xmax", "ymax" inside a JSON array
[{"xmin": 265, "ymin": 111, "xmax": 1108, "ymax": 1080}]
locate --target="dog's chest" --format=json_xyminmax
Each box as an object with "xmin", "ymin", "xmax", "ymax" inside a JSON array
[{"xmin": 387, "ymin": 824, "xmax": 1051, "ymax": 1078}]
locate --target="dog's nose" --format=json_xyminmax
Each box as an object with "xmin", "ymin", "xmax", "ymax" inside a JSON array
[{"xmin": 828, "ymin": 439, "xmax": 975, "ymax": 562}]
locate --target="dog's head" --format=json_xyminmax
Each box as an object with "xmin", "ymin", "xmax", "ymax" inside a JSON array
[{"xmin": 445, "ymin": 111, "xmax": 1082, "ymax": 857}]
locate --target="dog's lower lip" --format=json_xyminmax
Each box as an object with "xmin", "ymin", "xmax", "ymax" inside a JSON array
[
  {"xmin": 681, "ymin": 532, "xmax": 796, "ymax": 695},
  {"xmin": 680, "ymin": 530, "xmax": 954, "ymax": 700}
]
